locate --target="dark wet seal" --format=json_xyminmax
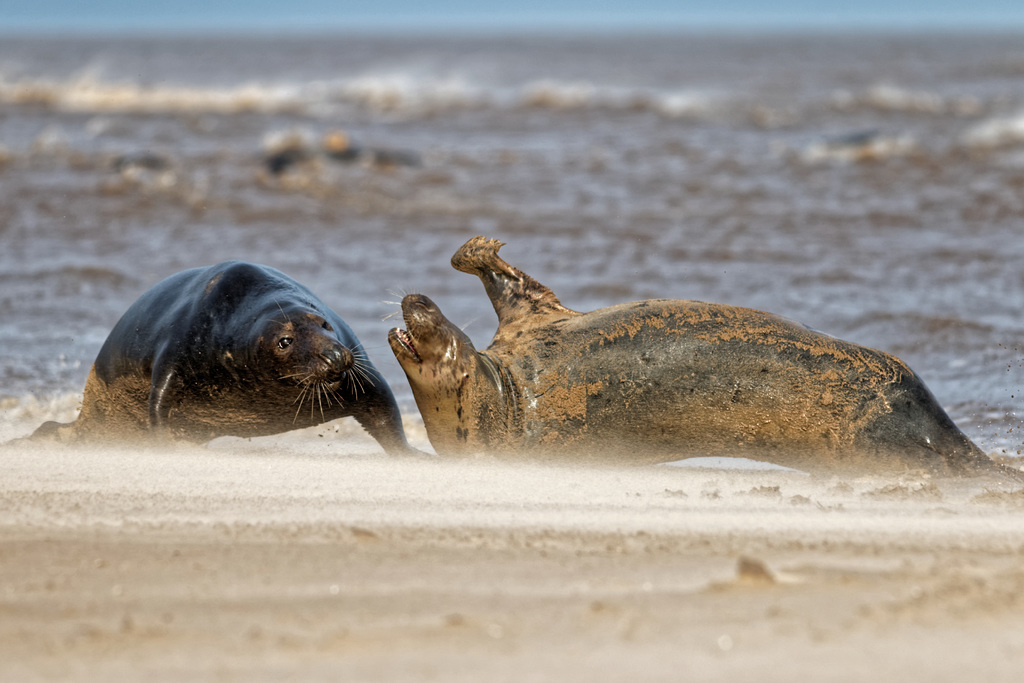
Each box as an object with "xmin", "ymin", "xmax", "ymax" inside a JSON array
[
  {"xmin": 388, "ymin": 235, "xmax": 1023, "ymax": 481},
  {"xmin": 29, "ymin": 261, "xmax": 417, "ymax": 455}
]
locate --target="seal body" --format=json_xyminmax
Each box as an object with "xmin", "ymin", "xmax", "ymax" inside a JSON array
[
  {"xmin": 389, "ymin": 236, "xmax": 1015, "ymax": 478},
  {"xmin": 39, "ymin": 261, "xmax": 413, "ymax": 454}
]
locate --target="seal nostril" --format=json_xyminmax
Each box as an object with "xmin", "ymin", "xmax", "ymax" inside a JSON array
[{"xmin": 322, "ymin": 346, "xmax": 353, "ymax": 373}]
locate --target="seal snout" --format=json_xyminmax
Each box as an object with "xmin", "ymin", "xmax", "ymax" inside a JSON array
[
  {"xmin": 319, "ymin": 344, "xmax": 355, "ymax": 379},
  {"xmin": 401, "ymin": 293, "xmax": 437, "ymax": 317},
  {"xmin": 387, "ymin": 294, "xmax": 438, "ymax": 365}
]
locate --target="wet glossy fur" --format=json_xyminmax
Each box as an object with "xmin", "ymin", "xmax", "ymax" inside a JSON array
[{"xmin": 36, "ymin": 261, "xmax": 413, "ymax": 454}]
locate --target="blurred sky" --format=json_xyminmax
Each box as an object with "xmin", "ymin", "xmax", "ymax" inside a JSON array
[{"xmin": 2, "ymin": 0, "xmax": 1024, "ymax": 34}]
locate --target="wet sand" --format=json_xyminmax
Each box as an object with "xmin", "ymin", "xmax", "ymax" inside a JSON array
[{"xmin": 4, "ymin": 416, "xmax": 1024, "ymax": 682}]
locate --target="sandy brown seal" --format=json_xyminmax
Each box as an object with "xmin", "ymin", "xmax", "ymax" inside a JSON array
[
  {"xmin": 35, "ymin": 261, "xmax": 415, "ymax": 454},
  {"xmin": 388, "ymin": 236, "xmax": 1020, "ymax": 479}
]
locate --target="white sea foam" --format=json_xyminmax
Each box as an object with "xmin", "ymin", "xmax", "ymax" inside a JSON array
[
  {"xmin": 961, "ymin": 112, "xmax": 1024, "ymax": 149},
  {"xmin": 337, "ymin": 72, "xmax": 494, "ymax": 113},
  {"xmin": 830, "ymin": 84, "xmax": 981, "ymax": 116},
  {"xmin": 520, "ymin": 78, "xmax": 715, "ymax": 118},
  {"xmin": 799, "ymin": 131, "xmax": 918, "ymax": 164},
  {"xmin": 0, "ymin": 70, "xmax": 717, "ymax": 120},
  {"xmin": 0, "ymin": 73, "xmax": 304, "ymax": 114}
]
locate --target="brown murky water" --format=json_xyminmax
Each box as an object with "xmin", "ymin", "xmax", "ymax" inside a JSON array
[{"xmin": 1, "ymin": 33, "xmax": 1023, "ymax": 454}]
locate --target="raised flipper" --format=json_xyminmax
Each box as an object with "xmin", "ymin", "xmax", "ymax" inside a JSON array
[{"xmin": 451, "ymin": 236, "xmax": 576, "ymax": 333}]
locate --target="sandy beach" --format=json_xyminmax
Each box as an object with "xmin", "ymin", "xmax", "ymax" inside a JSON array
[{"xmin": 3, "ymin": 412, "xmax": 1024, "ymax": 682}]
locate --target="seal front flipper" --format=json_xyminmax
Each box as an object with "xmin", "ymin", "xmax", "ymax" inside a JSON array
[
  {"xmin": 351, "ymin": 393, "xmax": 424, "ymax": 457},
  {"xmin": 148, "ymin": 359, "xmax": 183, "ymax": 435},
  {"xmin": 451, "ymin": 236, "xmax": 576, "ymax": 333}
]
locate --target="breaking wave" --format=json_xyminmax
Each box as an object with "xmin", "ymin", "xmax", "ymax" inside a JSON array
[
  {"xmin": 829, "ymin": 84, "xmax": 982, "ymax": 116},
  {"xmin": 0, "ymin": 70, "xmax": 718, "ymax": 119},
  {"xmin": 0, "ymin": 72, "xmax": 306, "ymax": 114},
  {"xmin": 960, "ymin": 111, "xmax": 1024, "ymax": 149}
]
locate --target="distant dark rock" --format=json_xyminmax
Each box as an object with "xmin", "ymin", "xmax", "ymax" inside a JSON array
[
  {"xmin": 112, "ymin": 152, "xmax": 171, "ymax": 173},
  {"xmin": 263, "ymin": 147, "xmax": 312, "ymax": 175}
]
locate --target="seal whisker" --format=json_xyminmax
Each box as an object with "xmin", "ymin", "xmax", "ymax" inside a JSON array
[
  {"xmin": 351, "ymin": 344, "xmax": 389, "ymax": 354},
  {"xmin": 353, "ymin": 372, "xmax": 367, "ymax": 397},
  {"xmin": 293, "ymin": 384, "xmax": 311, "ymax": 423},
  {"xmin": 351, "ymin": 351, "xmax": 371, "ymax": 370},
  {"xmin": 290, "ymin": 371, "xmax": 316, "ymax": 400},
  {"xmin": 325, "ymin": 383, "xmax": 345, "ymax": 407},
  {"xmin": 349, "ymin": 360, "xmax": 374, "ymax": 391},
  {"xmin": 354, "ymin": 356, "xmax": 375, "ymax": 380},
  {"xmin": 352, "ymin": 362, "xmax": 372, "ymax": 385},
  {"xmin": 351, "ymin": 347, "xmax": 371, "ymax": 368},
  {"xmin": 344, "ymin": 369, "xmax": 366, "ymax": 397},
  {"xmin": 291, "ymin": 372, "xmax": 320, "ymax": 424},
  {"xmin": 315, "ymin": 383, "xmax": 325, "ymax": 421},
  {"xmin": 273, "ymin": 296, "xmax": 292, "ymax": 325}
]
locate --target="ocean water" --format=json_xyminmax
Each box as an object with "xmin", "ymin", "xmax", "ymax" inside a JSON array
[{"xmin": 1, "ymin": 33, "xmax": 1023, "ymax": 454}]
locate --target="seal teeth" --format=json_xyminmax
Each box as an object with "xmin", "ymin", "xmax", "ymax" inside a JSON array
[{"xmin": 396, "ymin": 328, "xmax": 421, "ymax": 361}]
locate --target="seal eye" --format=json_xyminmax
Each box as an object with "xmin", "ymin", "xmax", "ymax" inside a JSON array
[{"xmin": 277, "ymin": 336, "xmax": 294, "ymax": 350}]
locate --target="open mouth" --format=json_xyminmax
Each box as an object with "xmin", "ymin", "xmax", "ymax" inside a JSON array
[{"xmin": 390, "ymin": 327, "xmax": 421, "ymax": 363}]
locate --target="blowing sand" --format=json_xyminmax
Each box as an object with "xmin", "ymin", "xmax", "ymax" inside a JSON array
[{"xmin": 3, "ymin": 413, "xmax": 1024, "ymax": 682}]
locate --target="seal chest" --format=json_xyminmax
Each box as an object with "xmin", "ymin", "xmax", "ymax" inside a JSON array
[
  {"xmin": 35, "ymin": 261, "xmax": 415, "ymax": 455},
  {"xmin": 389, "ymin": 236, "xmax": 1016, "ymax": 479}
]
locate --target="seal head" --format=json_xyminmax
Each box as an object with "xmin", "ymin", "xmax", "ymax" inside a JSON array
[
  {"xmin": 243, "ymin": 304, "xmax": 357, "ymax": 422},
  {"xmin": 388, "ymin": 294, "xmax": 512, "ymax": 455}
]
